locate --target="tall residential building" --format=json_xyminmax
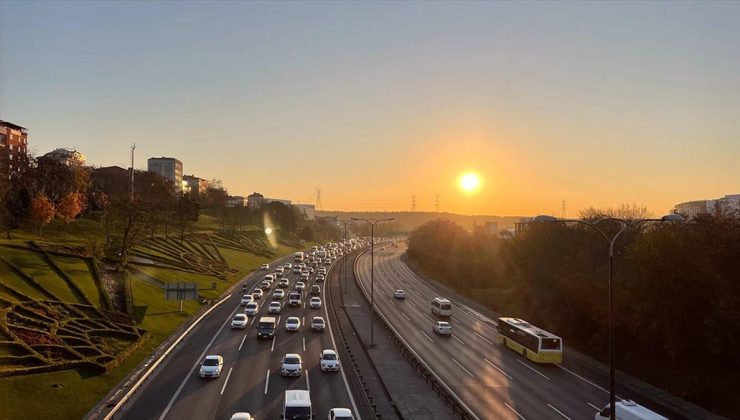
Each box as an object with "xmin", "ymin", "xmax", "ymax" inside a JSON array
[
  {"xmin": 42, "ymin": 148, "xmax": 87, "ymax": 167},
  {"xmin": 0, "ymin": 120, "xmax": 28, "ymax": 178},
  {"xmin": 183, "ymin": 175, "xmax": 209, "ymax": 195},
  {"xmin": 673, "ymin": 194, "xmax": 740, "ymax": 219},
  {"xmin": 247, "ymin": 192, "xmax": 264, "ymax": 210},
  {"xmin": 147, "ymin": 157, "xmax": 183, "ymax": 191}
]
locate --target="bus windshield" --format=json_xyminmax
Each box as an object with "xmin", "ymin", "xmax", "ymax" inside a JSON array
[{"xmin": 541, "ymin": 338, "xmax": 561, "ymax": 350}]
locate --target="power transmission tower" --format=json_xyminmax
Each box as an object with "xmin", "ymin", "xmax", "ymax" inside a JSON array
[
  {"xmin": 411, "ymin": 195, "xmax": 416, "ymax": 212},
  {"xmin": 315, "ymin": 188, "xmax": 323, "ymax": 210},
  {"xmin": 129, "ymin": 143, "xmax": 136, "ymax": 201},
  {"xmin": 561, "ymin": 199, "xmax": 567, "ymax": 218},
  {"xmin": 435, "ymin": 194, "xmax": 440, "ymax": 213}
]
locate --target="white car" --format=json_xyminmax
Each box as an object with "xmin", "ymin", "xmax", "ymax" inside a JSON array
[
  {"xmin": 319, "ymin": 349, "xmax": 340, "ymax": 372},
  {"xmin": 292, "ymin": 267, "xmax": 301, "ymax": 274},
  {"xmin": 229, "ymin": 413, "xmax": 254, "ymax": 420},
  {"xmin": 231, "ymin": 313, "xmax": 248, "ymax": 329},
  {"xmin": 240, "ymin": 295, "xmax": 253, "ymax": 305},
  {"xmin": 260, "ymin": 281, "xmax": 271, "ymax": 290},
  {"xmin": 284, "ymin": 263, "xmax": 292, "ymax": 269},
  {"xmin": 393, "ymin": 290, "xmax": 406, "ymax": 299},
  {"xmin": 281, "ymin": 353, "xmax": 303, "ymax": 376},
  {"xmin": 295, "ymin": 282, "xmax": 306, "ymax": 291},
  {"xmin": 261, "ymin": 264, "xmax": 269, "ymax": 270},
  {"xmin": 285, "ymin": 316, "xmax": 301, "ymax": 332},
  {"xmin": 316, "ymin": 274, "xmax": 325, "ymax": 282},
  {"xmin": 311, "ymin": 316, "xmax": 325, "ymax": 332},
  {"xmin": 199, "ymin": 355, "xmax": 223, "ymax": 378},
  {"xmin": 268, "ymin": 301, "xmax": 282, "ymax": 314},
  {"xmin": 328, "ymin": 408, "xmax": 354, "ymax": 420},
  {"xmin": 433, "ymin": 321, "xmax": 452, "ymax": 336},
  {"xmin": 278, "ymin": 278, "xmax": 290, "ymax": 288},
  {"xmin": 272, "ymin": 289, "xmax": 285, "ymax": 299},
  {"xmin": 245, "ymin": 302, "xmax": 259, "ymax": 316},
  {"xmin": 252, "ymin": 289, "xmax": 263, "ymax": 299},
  {"xmin": 309, "ymin": 297, "xmax": 322, "ymax": 309}
]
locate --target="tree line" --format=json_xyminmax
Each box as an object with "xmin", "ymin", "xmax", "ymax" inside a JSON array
[{"xmin": 407, "ymin": 209, "xmax": 739, "ymax": 417}]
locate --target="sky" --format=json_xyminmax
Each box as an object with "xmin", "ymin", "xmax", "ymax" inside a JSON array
[{"xmin": 1, "ymin": 1, "xmax": 738, "ymax": 216}]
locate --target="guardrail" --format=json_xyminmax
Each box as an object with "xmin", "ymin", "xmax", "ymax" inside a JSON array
[{"xmin": 353, "ymin": 248, "xmax": 479, "ymax": 420}]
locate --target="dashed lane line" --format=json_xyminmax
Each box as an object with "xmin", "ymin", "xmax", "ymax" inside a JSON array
[
  {"xmin": 451, "ymin": 335, "xmax": 464, "ymax": 345},
  {"xmin": 270, "ymin": 336, "xmax": 276, "ymax": 352},
  {"xmin": 420, "ymin": 330, "xmax": 435, "ymax": 343},
  {"xmin": 548, "ymin": 403, "xmax": 571, "ymax": 420},
  {"xmin": 484, "ymin": 358, "xmax": 513, "ymax": 380},
  {"xmin": 264, "ymin": 369, "xmax": 270, "ymax": 395},
  {"xmin": 401, "ymin": 312, "xmax": 411, "ymax": 321},
  {"xmin": 517, "ymin": 359, "xmax": 550, "ymax": 380},
  {"xmin": 220, "ymin": 367, "xmax": 233, "ymax": 396},
  {"xmin": 451, "ymin": 358, "xmax": 474, "ymax": 377},
  {"xmin": 238, "ymin": 334, "xmax": 247, "ymax": 351},
  {"xmin": 474, "ymin": 332, "xmax": 494, "ymax": 345},
  {"xmin": 504, "ymin": 402, "xmax": 527, "ymax": 420}
]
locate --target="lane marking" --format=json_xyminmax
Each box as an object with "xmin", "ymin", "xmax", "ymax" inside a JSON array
[
  {"xmin": 302, "ymin": 316, "xmax": 305, "ymax": 327},
  {"xmin": 423, "ymin": 313, "xmax": 435, "ymax": 322},
  {"xmin": 450, "ymin": 316, "xmax": 461, "ymax": 324},
  {"xmin": 158, "ymin": 303, "xmax": 240, "ymax": 420},
  {"xmin": 219, "ymin": 367, "xmax": 233, "ymax": 395},
  {"xmin": 264, "ymin": 369, "xmax": 270, "ymax": 395},
  {"xmin": 451, "ymin": 335, "xmax": 464, "ymax": 345},
  {"xmin": 484, "ymin": 358, "xmax": 513, "ymax": 380},
  {"xmin": 517, "ymin": 359, "xmax": 550, "ymax": 380},
  {"xmin": 238, "ymin": 334, "xmax": 247, "ymax": 351},
  {"xmin": 548, "ymin": 403, "xmax": 571, "ymax": 420},
  {"xmin": 587, "ymin": 403, "xmax": 601, "ymax": 411},
  {"xmin": 408, "ymin": 300, "xmax": 417, "ymax": 307},
  {"xmin": 474, "ymin": 332, "xmax": 494, "ymax": 345},
  {"xmin": 557, "ymin": 364, "xmax": 610, "ymax": 395},
  {"xmin": 420, "ymin": 330, "xmax": 435, "ymax": 343},
  {"xmin": 305, "ymin": 369, "xmax": 310, "ymax": 392},
  {"xmin": 271, "ymin": 336, "xmax": 276, "ymax": 352},
  {"xmin": 451, "ymin": 358, "xmax": 474, "ymax": 377},
  {"xmin": 250, "ymin": 316, "xmax": 256, "ymax": 325},
  {"xmin": 302, "ymin": 337, "xmax": 306, "ymax": 352},
  {"xmin": 401, "ymin": 312, "xmax": 411, "ymax": 321},
  {"xmin": 504, "ymin": 402, "xmax": 527, "ymax": 420}
]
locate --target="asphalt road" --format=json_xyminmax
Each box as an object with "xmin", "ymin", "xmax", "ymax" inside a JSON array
[
  {"xmin": 356, "ymin": 244, "xmax": 639, "ymax": 420},
  {"xmin": 117, "ymin": 254, "xmax": 360, "ymax": 420}
]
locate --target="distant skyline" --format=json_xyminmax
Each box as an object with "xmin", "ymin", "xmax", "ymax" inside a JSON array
[{"xmin": 1, "ymin": 1, "xmax": 738, "ymax": 216}]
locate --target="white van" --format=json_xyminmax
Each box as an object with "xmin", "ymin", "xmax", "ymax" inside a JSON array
[
  {"xmin": 281, "ymin": 389, "xmax": 311, "ymax": 420},
  {"xmin": 294, "ymin": 251, "xmax": 305, "ymax": 262},
  {"xmin": 431, "ymin": 297, "xmax": 452, "ymax": 317},
  {"xmin": 594, "ymin": 400, "xmax": 668, "ymax": 420}
]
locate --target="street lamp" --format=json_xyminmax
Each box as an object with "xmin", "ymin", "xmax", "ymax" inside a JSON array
[
  {"xmin": 351, "ymin": 217, "xmax": 395, "ymax": 348},
  {"xmin": 532, "ymin": 213, "xmax": 683, "ymax": 419}
]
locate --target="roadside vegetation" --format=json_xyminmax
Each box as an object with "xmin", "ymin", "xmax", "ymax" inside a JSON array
[{"xmin": 406, "ymin": 208, "xmax": 740, "ymax": 418}]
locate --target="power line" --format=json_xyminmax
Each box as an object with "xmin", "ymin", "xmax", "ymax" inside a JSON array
[{"xmin": 411, "ymin": 195, "xmax": 416, "ymax": 212}]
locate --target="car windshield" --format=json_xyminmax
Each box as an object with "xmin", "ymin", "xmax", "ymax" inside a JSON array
[
  {"xmin": 284, "ymin": 357, "xmax": 300, "ymax": 364},
  {"xmin": 288, "ymin": 319, "xmax": 298, "ymax": 324},
  {"xmin": 323, "ymin": 353, "xmax": 336, "ymax": 360},
  {"xmin": 203, "ymin": 359, "xmax": 219, "ymax": 366},
  {"xmin": 284, "ymin": 407, "xmax": 311, "ymax": 420}
]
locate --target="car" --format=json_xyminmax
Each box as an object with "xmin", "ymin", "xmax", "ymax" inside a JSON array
[
  {"xmin": 199, "ymin": 355, "xmax": 223, "ymax": 378},
  {"xmin": 316, "ymin": 274, "xmax": 325, "ymax": 282},
  {"xmin": 272, "ymin": 289, "xmax": 285, "ymax": 299},
  {"xmin": 324, "ymin": 260, "xmax": 331, "ymax": 266},
  {"xmin": 284, "ymin": 263, "xmax": 292, "ymax": 269},
  {"xmin": 252, "ymin": 289, "xmax": 263, "ymax": 299},
  {"xmin": 288, "ymin": 292, "xmax": 301, "ymax": 307},
  {"xmin": 285, "ymin": 316, "xmax": 301, "ymax": 332},
  {"xmin": 319, "ymin": 349, "xmax": 340, "ymax": 372},
  {"xmin": 261, "ymin": 264, "xmax": 269, "ymax": 270},
  {"xmin": 229, "ymin": 413, "xmax": 254, "ymax": 420},
  {"xmin": 263, "ymin": 274, "xmax": 275, "ymax": 283},
  {"xmin": 278, "ymin": 278, "xmax": 290, "ymax": 288},
  {"xmin": 311, "ymin": 316, "xmax": 325, "ymax": 332},
  {"xmin": 380, "ymin": 247, "xmax": 385, "ymax": 251},
  {"xmin": 275, "ymin": 266, "xmax": 284, "ymax": 274},
  {"xmin": 393, "ymin": 290, "xmax": 406, "ymax": 299},
  {"xmin": 281, "ymin": 353, "xmax": 303, "ymax": 376},
  {"xmin": 295, "ymin": 282, "xmax": 306, "ymax": 291},
  {"xmin": 260, "ymin": 281, "xmax": 271, "ymax": 290},
  {"xmin": 292, "ymin": 267, "xmax": 301, "ymax": 274},
  {"xmin": 308, "ymin": 267, "xmax": 315, "ymax": 273},
  {"xmin": 245, "ymin": 301, "xmax": 259, "ymax": 316},
  {"xmin": 231, "ymin": 313, "xmax": 248, "ymax": 329},
  {"xmin": 328, "ymin": 408, "xmax": 354, "ymax": 420},
  {"xmin": 240, "ymin": 295, "xmax": 253, "ymax": 305},
  {"xmin": 300, "ymin": 273, "xmax": 309, "ymax": 282},
  {"xmin": 268, "ymin": 301, "xmax": 282, "ymax": 314},
  {"xmin": 318, "ymin": 267, "xmax": 327, "ymax": 274},
  {"xmin": 310, "ymin": 285, "xmax": 321, "ymax": 295},
  {"xmin": 309, "ymin": 297, "xmax": 322, "ymax": 309},
  {"xmin": 433, "ymin": 321, "xmax": 452, "ymax": 336}
]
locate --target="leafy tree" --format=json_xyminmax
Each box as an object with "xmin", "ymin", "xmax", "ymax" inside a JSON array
[
  {"xmin": 30, "ymin": 193, "xmax": 56, "ymax": 236},
  {"xmin": 175, "ymin": 193, "xmax": 199, "ymax": 240},
  {"xmin": 56, "ymin": 191, "xmax": 87, "ymax": 242}
]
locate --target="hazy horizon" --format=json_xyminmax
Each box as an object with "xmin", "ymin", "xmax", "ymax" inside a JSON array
[{"xmin": 2, "ymin": 2, "xmax": 739, "ymax": 216}]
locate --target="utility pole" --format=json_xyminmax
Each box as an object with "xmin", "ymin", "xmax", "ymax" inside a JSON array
[
  {"xmin": 561, "ymin": 199, "xmax": 567, "ymax": 218},
  {"xmin": 411, "ymin": 195, "xmax": 416, "ymax": 212},
  {"xmin": 129, "ymin": 143, "xmax": 136, "ymax": 201},
  {"xmin": 315, "ymin": 188, "xmax": 323, "ymax": 210},
  {"xmin": 435, "ymin": 194, "xmax": 440, "ymax": 213}
]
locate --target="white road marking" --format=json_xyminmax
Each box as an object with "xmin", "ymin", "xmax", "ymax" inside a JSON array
[
  {"xmin": 474, "ymin": 332, "xmax": 494, "ymax": 345},
  {"xmin": 305, "ymin": 369, "xmax": 310, "ymax": 392},
  {"xmin": 238, "ymin": 334, "xmax": 247, "ymax": 351},
  {"xmin": 277, "ymin": 315, "xmax": 281, "ymax": 325},
  {"xmin": 517, "ymin": 359, "xmax": 550, "ymax": 380},
  {"xmin": 451, "ymin": 335, "xmax": 464, "ymax": 345},
  {"xmin": 158, "ymin": 303, "xmax": 240, "ymax": 420},
  {"xmin": 271, "ymin": 336, "xmax": 276, "ymax": 352},
  {"xmin": 557, "ymin": 364, "xmax": 611, "ymax": 395},
  {"xmin": 250, "ymin": 316, "xmax": 256, "ymax": 325},
  {"xmin": 264, "ymin": 369, "xmax": 270, "ymax": 395},
  {"xmin": 423, "ymin": 313, "xmax": 435, "ymax": 322},
  {"xmin": 302, "ymin": 337, "xmax": 306, "ymax": 352},
  {"xmin": 484, "ymin": 358, "xmax": 513, "ymax": 380},
  {"xmin": 420, "ymin": 330, "xmax": 435, "ymax": 343},
  {"xmin": 408, "ymin": 300, "xmax": 417, "ymax": 307},
  {"xmin": 401, "ymin": 312, "xmax": 411, "ymax": 321},
  {"xmin": 220, "ymin": 367, "xmax": 233, "ymax": 395},
  {"xmin": 302, "ymin": 316, "xmax": 305, "ymax": 327},
  {"xmin": 450, "ymin": 316, "xmax": 461, "ymax": 323},
  {"xmin": 587, "ymin": 403, "xmax": 601, "ymax": 411},
  {"xmin": 504, "ymin": 402, "xmax": 527, "ymax": 420},
  {"xmin": 451, "ymin": 358, "xmax": 474, "ymax": 377},
  {"xmin": 548, "ymin": 403, "xmax": 571, "ymax": 419}
]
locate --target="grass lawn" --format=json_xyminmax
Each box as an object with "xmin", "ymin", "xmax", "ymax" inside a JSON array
[
  {"xmin": 0, "ymin": 263, "xmax": 48, "ymax": 302},
  {"xmin": 52, "ymin": 255, "xmax": 102, "ymax": 309},
  {"xmin": 0, "ymin": 247, "xmax": 81, "ymax": 303}
]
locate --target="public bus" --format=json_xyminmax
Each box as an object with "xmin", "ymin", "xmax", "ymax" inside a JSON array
[{"xmin": 497, "ymin": 317, "xmax": 562, "ymax": 363}]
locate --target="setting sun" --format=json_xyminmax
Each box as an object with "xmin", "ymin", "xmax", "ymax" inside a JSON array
[{"xmin": 458, "ymin": 172, "xmax": 482, "ymax": 194}]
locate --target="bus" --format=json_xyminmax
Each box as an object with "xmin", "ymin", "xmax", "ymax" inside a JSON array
[
  {"xmin": 431, "ymin": 297, "xmax": 452, "ymax": 317},
  {"xmin": 497, "ymin": 317, "xmax": 562, "ymax": 363}
]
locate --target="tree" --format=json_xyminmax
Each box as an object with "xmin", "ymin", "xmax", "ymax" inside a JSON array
[
  {"xmin": 299, "ymin": 225, "xmax": 315, "ymax": 241},
  {"xmin": 175, "ymin": 193, "xmax": 199, "ymax": 240},
  {"xmin": 56, "ymin": 191, "xmax": 86, "ymax": 241},
  {"xmin": 30, "ymin": 194, "xmax": 56, "ymax": 236}
]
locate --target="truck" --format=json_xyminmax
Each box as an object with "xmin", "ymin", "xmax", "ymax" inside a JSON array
[
  {"xmin": 256, "ymin": 316, "xmax": 276, "ymax": 339},
  {"xmin": 594, "ymin": 400, "xmax": 668, "ymax": 420},
  {"xmin": 294, "ymin": 251, "xmax": 304, "ymax": 262},
  {"xmin": 281, "ymin": 390, "xmax": 311, "ymax": 420}
]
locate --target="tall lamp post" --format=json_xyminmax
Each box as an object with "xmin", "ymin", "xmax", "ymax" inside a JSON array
[
  {"xmin": 532, "ymin": 213, "xmax": 683, "ymax": 418},
  {"xmin": 351, "ymin": 217, "xmax": 394, "ymax": 348}
]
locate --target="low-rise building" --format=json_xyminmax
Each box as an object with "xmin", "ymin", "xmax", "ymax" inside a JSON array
[
  {"xmin": 294, "ymin": 204, "xmax": 316, "ymax": 220},
  {"xmin": 147, "ymin": 157, "xmax": 183, "ymax": 191},
  {"xmin": 183, "ymin": 175, "xmax": 209, "ymax": 195},
  {"xmin": 673, "ymin": 194, "xmax": 740, "ymax": 219},
  {"xmin": 247, "ymin": 192, "xmax": 264, "ymax": 210},
  {"xmin": 42, "ymin": 148, "xmax": 87, "ymax": 167},
  {"xmin": 227, "ymin": 196, "xmax": 248, "ymax": 207}
]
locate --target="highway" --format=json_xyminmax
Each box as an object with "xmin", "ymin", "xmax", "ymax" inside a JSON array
[
  {"xmin": 117, "ymin": 254, "xmax": 359, "ymax": 420},
  {"xmin": 356, "ymin": 244, "xmax": 628, "ymax": 420}
]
